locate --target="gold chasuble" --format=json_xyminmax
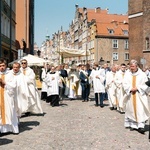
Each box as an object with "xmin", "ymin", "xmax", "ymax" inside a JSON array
[
  {"xmin": 23, "ymin": 70, "xmax": 26, "ymax": 75},
  {"xmin": 0, "ymin": 74, "xmax": 6, "ymax": 124},
  {"xmin": 132, "ymin": 75, "xmax": 137, "ymax": 121}
]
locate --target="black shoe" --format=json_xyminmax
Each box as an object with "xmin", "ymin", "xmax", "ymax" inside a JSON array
[
  {"xmin": 130, "ymin": 127, "xmax": 134, "ymax": 131},
  {"xmin": 100, "ymin": 105, "xmax": 104, "ymax": 108},
  {"xmin": 120, "ymin": 112, "xmax": 125, "ymax": 114},
  {"xmin": 125, "ymin": 127, "xmax": 130, "ymax": 129},
  {"xmin": 41, "ymin": 99, "xmax": 45, "ymax": 101},
  {"xmin": 25, "ymin": 112, "xmax": 31, "ymax": 116},
  {"xmin": 13, "ymin": 132, "xmax": 19, "ymax": 135},
  {"xmin": 138, "ymin": 128, "xmax": 145, "ymax": 134},
  {"xmin": 110, "ymin": 107, "xmax": 114, "ymax": 110},
  {"xmin": 82, "ymin": 100, "xmax": 86, "ymax": 102},
  {"xmin": 130, "ymin": 128, "xmax": 138, "ymax": 132}
]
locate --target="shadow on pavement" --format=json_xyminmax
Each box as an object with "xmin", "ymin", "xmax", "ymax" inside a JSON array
[
  {"xmin": 19, "ymin": 121, "xmax": 40, "ymax": 133},
  {"xmin": 21, "ymin": 112, "xmax": 46, "ymax": 118},
  {"xmin": 59, "ymin": 103, "xmax": 68, "ymax": 107},
  {"xmin": 0, "ymin": 138, "xmax": 13, "ymax": 146},
  {"xmin": 31, "ymin": 112, "xmax": 46, "ymax": 117}
]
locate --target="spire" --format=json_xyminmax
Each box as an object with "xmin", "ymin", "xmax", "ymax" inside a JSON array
[{"xmin": 46, "ymin": 29, "xmax": 50, "ymax": 41}]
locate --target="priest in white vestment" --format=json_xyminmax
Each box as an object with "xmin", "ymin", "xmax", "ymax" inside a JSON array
[
  {"xmin": 44, "ymin": 66, "xmax": 60, "ymax": 106},
  {"xmin": 0, "ymin": 59, "xmax": 19, "ymax": 134},
  {"xmin": 20, "ymin": 59, "xmax": 43, "ymax": 115},
  {"xmin": 123, "ymin": 59, "xmax": 150, "ymax": 134},
  {"xmin": 105, "ymin": 65, "xmax": 117, "ymax": 110},
  {"xmin": 90, "ymin": 63, "xmax": 105, "ymax": 107},
  {"xmin": 68, "ymin": 66, "xmax": 79, "ymax": 100},
  {"xmin": 114, "ymin": 63, "xmax": 126, "ymax": 113},
  {"xmin": 10, "ymin": 62, "xmax": 29, "ymax": 117}
]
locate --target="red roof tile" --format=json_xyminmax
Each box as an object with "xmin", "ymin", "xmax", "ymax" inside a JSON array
[{"xmin": 78, "ymin": 7, "xmax": 128, "ymax": 37}]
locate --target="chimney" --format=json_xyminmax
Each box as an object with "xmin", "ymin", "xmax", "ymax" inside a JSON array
[
  {"xmin": 96, "ymin": 7, "xmax": 101, "ymax": 13},
  {"xmin": 106, "ymin": 8, "xmax": 109, "ymax": 13}
]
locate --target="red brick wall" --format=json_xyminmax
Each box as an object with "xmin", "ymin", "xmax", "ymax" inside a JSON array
[
  {"xmin": 129, "ymin": 0, "xmax": 150, "ymax": 66},
  {"xmin": 128, "ymin": 0, "xmax": 143, "ymax": 15},
  {"xmin": 129, "ymin": 0, "xmax": 143, "ymax": 64},
  {"xmin": 129, "ymin": 16, "xmax": 143, "ymax": 62}
]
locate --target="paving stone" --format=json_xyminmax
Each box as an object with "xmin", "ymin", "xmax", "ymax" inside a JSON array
[{"xmin": 0, "ymin": 91, "xmax": 150, "ymax": 150}]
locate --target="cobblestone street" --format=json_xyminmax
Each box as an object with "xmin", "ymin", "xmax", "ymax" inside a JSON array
[{"xmin": 0, "ymin": 92, "xmax": 150, "ymax": 150}]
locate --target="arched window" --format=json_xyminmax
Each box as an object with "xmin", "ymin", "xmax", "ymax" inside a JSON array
[{"xmin": 146, "ymin": 37, "xmax": 149, "ymax": 50}]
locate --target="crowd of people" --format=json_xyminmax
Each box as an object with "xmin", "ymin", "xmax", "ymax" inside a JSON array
[
  {"xmin": 0, "ymin": 58, "xmax": 43, "ymax": 135},
  {"xmin": 40, "ymin": 60, "xmax": 150, "ymax": 135},
  {"xmin": 0, "ymin": 57, "xmax": 150, "ymax": 135}
]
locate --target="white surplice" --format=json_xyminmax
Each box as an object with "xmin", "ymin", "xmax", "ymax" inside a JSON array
[
  {"xmin": 44, "ymin": 72, "xmax": 60, "ymax": 96},
  {"xmin": 0, "ymin": 69, "xmax": 19, "ymax": 133},
  {"xmin": 114, "ymin": 69, "xmax": 126, "ymax": 111},
  {"xmin": 105, "ymin": 71, "xmax": 117, "ymax": 107},
  {"xmin": 123, "ymin": 69, "xmax": 150, "ymax": 129},
  {"xmin": 90, "ymin": 68, "xmax": 105, "ymax": 93},
  {"xmin": 68, "ymin": 71, "xmax": 79, "ymax": 99},
  {"xmin": 20, "ymin": 67, "xmax": 43, "ymax": 114},
  {"xmin": 9, "ymin": 70, "xmax": 29, "ymax": 117}
]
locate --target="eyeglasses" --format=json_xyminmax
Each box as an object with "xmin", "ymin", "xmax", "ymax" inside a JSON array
[{"xmin": 21, "ymin": 62, "xmax": 27, "ymax": 64}]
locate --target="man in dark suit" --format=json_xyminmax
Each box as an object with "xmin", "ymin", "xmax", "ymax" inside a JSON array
[
  {"xmin": 79, "ymin": 64, "xmax": 91, "ymax": 102},
  {"xmin": 58, "ymin": 64, "xmax": 68, "ymax": 100}
]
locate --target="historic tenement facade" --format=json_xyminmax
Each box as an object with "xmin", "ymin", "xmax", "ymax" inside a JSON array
[
  {"xmin": 0, "ymin": 0, "xmax": 17, "ymax": 62},
  {"xmin": 51, "ymin": 5, "xmax": 129, "ymax": 65},
  {"xmin": 69, "ymin": 5, "xmax": 129, "ymax": 65}
]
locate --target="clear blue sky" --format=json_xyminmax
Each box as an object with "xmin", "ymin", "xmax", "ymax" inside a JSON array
[{"xmin": 34, "ymin": 0, "xmax": 128, "ymax": 47}]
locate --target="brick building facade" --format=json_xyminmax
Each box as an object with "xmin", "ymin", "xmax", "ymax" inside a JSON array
[
  {"xmin": 16, "ymin": 0, "xmax": 34, "ymax": 55},
  {"xmin": 57, "ymin": 5, "xmax": 129, "ymax": 65},
  {"xmin": 129, "ymin": 0, "xmax": 150, "ymax": 67}
]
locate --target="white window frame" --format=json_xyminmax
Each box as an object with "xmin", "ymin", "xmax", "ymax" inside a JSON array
[
  {"xmin": 113, "ymin": 52, "xmax": 118, "ymax": 60},
  {"xmin": 108, "ymin": 29, "xmax": 114, "ymax": 34},
  {"xmin": 124, "ymin": 39, "xmax": 129, "ymax": 50},
  {"xmin": 123, "ymin": 30, "xmax": 128, "ymax": 35},
  {"xmin": 124, "ymin": 53, "xmax": 129, "ymax": 60},
  {"xmin": 112, "ymin": 39, "xmax": 118, "ymax": 49},
  {"xmin": 146, "ymin": 38, "xmax": 149, "ymax": 50}
]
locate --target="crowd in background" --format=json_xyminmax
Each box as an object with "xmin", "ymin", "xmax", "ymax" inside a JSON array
[
  {"xmin": 0, "ymin": 58, "xmax": 150, "ymax": 135},
  {"xmin": 40, "ymin": 60, "xmax": 150, "ymax": 134}
]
